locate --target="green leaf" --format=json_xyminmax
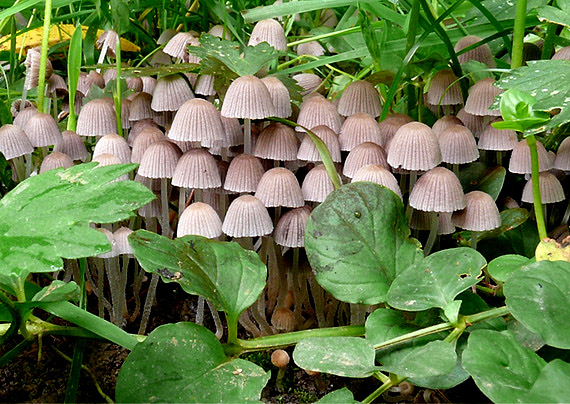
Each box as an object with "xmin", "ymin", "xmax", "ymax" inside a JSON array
[
  {"xmin": 110, "ymin": 0, "xmax": 130, "ymax": 35},
  {"xmin": 378, "ymin": 340, "xmax": 457, "ymax": 380},
  {"xmin": 538, "ymin": 2, "xmax": 570, "ymax": 28},
  {"xmin": 487, "ymin": 254, "xmax": 531, "ymax": 283},
  {"xmin": 457, "ymin": 163, "xmax": 506, "ymax": 201},
  {"xmin": 365, "ymin": 308, "xmax": 419, "ymax": 346},
  {"xmin": 387, "ymin": 248, "xmax": 486, "ymax": 311},
  {"xmin": 496, "ymin": 60, "xmax": 570, "ymax": 131},
  {"xmin": 305, "ymin": 182, "xmax": 422, "ymax": 305},
  {"xmin": 116, "ymin": 322, "xmax": 269, "ymax": 403},
  {"xmin": 456, "ymin": 208, "xmax": 530, "ymax": 245},
  {"xmin": 463, "ymin": 330, "xmax": 546, "ymax": 403},
  {"xmin": 526, "ymin": 360, "xmax": 570, "ymax": 403},
  {"xmin": 0, "ymin": 163, "xmax": 154, "ymax": 295},
  {"xmin": 32, "ymin": 280, "xmax": 80, "ymax": 303},
  {"xmin": 128, "ymin": 230, "xmax": 266, "ymax": 325},
  {"xmin": 314, "ymin": 388, "xmax": 359, "ymax": 403},
  {"xmin": 494, "ymin": 89, "xmax": 550, "ymax": 134},
  {"xmin": 66, "ymin": 24, "xmax": 83, "ymax": 132},
  {"xmin": 293, "ymin": 337, "xmax": 379, "ymax": 378},
  {"xmin": 507, "ymin": 319, "xmax": 545, "ymax": 351},
  {"xmin": 504, "ymin": 260, "xmax": 570, "ymax": 349},
  {"xmin": 122, "ymin": 63, "xmax": 200, "ymax": 79},
  {"xmin": 189, "ymin": 34, "xmax": 279, "ymax": 78}
]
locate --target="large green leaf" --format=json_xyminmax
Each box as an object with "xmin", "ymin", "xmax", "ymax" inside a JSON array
[
  {"xmin": 526, "ymin": 359, "xmax": 570, "ymax": 403},
  {"xmin": 487, "ymin": 254, "xmax": 532, "ymax": 283},
  {"xmin": 128, "ymin": 230, "xmax": 266, "ymax": 324},
  {"xmin": 463, "ymin": 330, "xmax": 546, "ymax": 403},
  {"xmin": 365, "ymin": 308, "xmax": 419, "ymax": 347},
  {"xmin": 315, "ymin": 388, "xmax": 359, "ymax": 403},
  {"xmin": 387, "ymin": 248, "xmax": 486, "ymax": 311},
  {"xmin": 116, "ymin": 322, "xmax": 269, "ymax": 403},
  {"xmin": 496, "ymin": 60, "xmax": 570, "ymax": 131},
  {"xmin": 504, "ymin": 260, "xmax": 570, "ymax": 349},
  {"xmin": 0, "ymin": 163, "xmax": 154, "ymax": 295},
  {"xmin": 457, "ymin": 163, "xmax": 506, "ymax": 201},
  {"xmin": 305, "ymin": 182, "xmax": 422, "ymax": 305},
  {"xmin": 293, "ymin": 337, "xmax": 379, "ymax": 378},
  {"xmin": 538, "ymin": 0, "xmax": 570, "ymax": 28}
]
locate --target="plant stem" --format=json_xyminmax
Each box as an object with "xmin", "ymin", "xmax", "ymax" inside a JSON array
[
  {"xmin": 114, "ymin": 36, "xmax": 123, "ymax": 137},
  {"xmin": 238, "ymin": 325, "xmax": 365, "ymax": 351},
  {"xmin": 362, "ymin": 377, "xmax": 403, "ymax": 404},
  {"xmin": 463, "ymin": 305, "xmax": 510, "ymax": 323},
  {"xmin": 526, "ymin": 135, "xmax": 547, "ymax": 239},
  {"xmin": 511, "ymin": 0, "xmax": 528, "ymax": 69},
  {"xmin": 36, "ymin": 0, "xmax": 53, "ymax": 113},
  {"xmin": 0, "ymin": 289, "xmax": 20, "ymax": 344},
  {"xmin": 227, "ymin": 314, "xmax": 239, "ymax": 346},
  {"xmin": 541, "ymin": 23, "xmax": 557, "ymax": 60}
]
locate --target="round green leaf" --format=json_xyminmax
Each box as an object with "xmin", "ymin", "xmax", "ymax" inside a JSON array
[
  {"xmin": 305, "ymin": 182, "xmax": 422, "ymax": 305},
  {"xmin": 365, "ymin": 308, "xmax": 419, "ymax": 346},
  {"xmin": 293, "ymin": 337, "xmax": 379, "ymax": 378},
  {"xmin": 504, "ymin": 260, "xmax": 570, "ymax": 349},
  {"xmin": 463, "ymin": 330, "xmax": 546, "ymax": 403},
  {"xmin": 387, "ymin": 248, "xmax": 486, "ymax": 311},
  {"xmin": 315, "ymin": 388, "xmax": 359, "ymax": 403},
  {"xmin": 487, "ymin": 254, "xmax": 531, "ymax": 283},
  {"xmin": 526, "ymin": 359, "xmax": 570, "ymax": 403},
  {"xmin": 116, "ymin": 322, "xmax": 269, "ymax": 403},
  {"xmin": 129, "ymin": 230, "xmax": 266, "ymax": 324}
]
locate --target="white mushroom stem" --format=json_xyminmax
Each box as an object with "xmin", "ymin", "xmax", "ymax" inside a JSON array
[
  {"xmin": 160, "ymin": 178, "xmax": 170, "ymax": 236},
  {"xmin": 424, "ymin": 212, "xmax": 439, "ymax": 256},
  {"xmin": 471, "ymin": 231, "xmax": 479, "ymax": 250},
  {"xmin": 206, "ymin": 300, "xmax": 223, "ymax": 339},
  {"xmin": 239, "ymin": 310, "xmax": 262, "ymax": 338},
  {"xmin": 244, "ymin": 118, "xmax": 252, "ymax": 154}
]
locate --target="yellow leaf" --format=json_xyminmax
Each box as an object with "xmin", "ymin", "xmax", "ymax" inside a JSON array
[
  {"xmin": 535, "ymin": 237, "xmax": 570, "ymax": 262},
  {"xmin": 0, "ymin": 24, "xmax": 140, "ymax": 53}
]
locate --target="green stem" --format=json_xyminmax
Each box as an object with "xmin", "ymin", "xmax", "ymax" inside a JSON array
[
  {"xmin": 238, "ymin": 325, "xmax": 365, "ymax": 351},
  {"xmin": 64, "ymin": 340, "xmax": 86, "ymax": 404},
  {"xmin": 227, "ymin": 314, "xmax": 239, "ymax": 346},
  {"xmin": 114, "ymin": 35, "xmax": 123, "ymax": 137},
  {"xmin": 79, "ymin": 258, "xmax": 87, "ymax": 310},
  {"xmin": 36, "ymin": 0, "xmax": 53, "ymax": 113},
  {"xmin": 362, "ymin": 377, "xmax": 404, "ymax": 404},
  {"xmin": 0, "ymin": 289, "xmax": 21, "ymax": 344},
  {"xmin": 541, "ymin": 23, "xmax": 557, "ymax": 60},
  {"xmin": 511, "ymin": 0, "xmax": 528, "ymax": 69},
  {"xmin": 526, "ymin": 135, "xmax": 547, "ymax": 239},
  {"xmin": 405, "ymin": 0, "xmax": 420, "ymax": 115},
  {"xmin": 463, "ymin": 306, "xmax": 510, "ymax": 324}
]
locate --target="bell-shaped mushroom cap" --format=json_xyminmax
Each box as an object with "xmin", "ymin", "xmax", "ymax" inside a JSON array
[
  {"xmin": 255, "ymin": 167, "xmax": 304, "ymax": 208},
  {"xmin": 113, "ymin": 227, "xmax": 133, "ymax": 255},
  {"xmin": 521, "ymin": 172, "xmax": 565, "ymax": 204},
  {"xmin": 97, "ymin": 228, "xmax": 118, "ymax": 258},
  {"xmin": 464, "ymin": 78, "xmax": 502, "ymax": 116},
  {"xmin": 169, "ymin": 99, "xmax": 225, "ymax": 147},
  {"xmin": 172, "ymin": 148, "xmax": 221, "ymax": 189},
  {"xmin": 195, "ymin": 74, "xmax": 216, "ymax": 96},
  {"xmin": 297, "ymin": 41, "xmax": 325, "ymax": 57},
  {"xmin": 131, "ymin": 127, "xmax": 166, "ymax": 163},
  {"xmin": 177, "ymin": 202, "xmax": 222, "ymax": 239},
  {"xmin": 554, "ymin": 136, "xmax": 570, "ymax": 171},
  {"xmin": 23, "ymin": 112, "xmax": 62, "ymax": 147},
  {"xmin": 292, "ymin": 73, "xmax": 322, "ymax": 96},
  {"xmin": 138, "ymin": 140, "xmax": 182, "ymax": 179},
  {"xmin": 296, "ymin": 94, "xmax": 342, "ymax": 133},
  {"xmin": 387, "ymin": 122, "xmax": 441, "ymax": 171},
  {"xmin": 11, "ymin": 99, "xmax": 35, "ymax": 117},
  {"xmin": 24, "ymin": 47, "xmax": 53, "ymax": 90},
  {"xmin": 224, "ymin": 154, "xmax": 265, "ymax": 193},
  {"xmin": 220, "ymin": 116, "xmax": 243, "ymax": 147},
  {"xmin": 302, "ymin": 164, "xmax": 340, "ymax": 202},
  {"xmin": 378, "ymin": 115, "xmax": 411, "ymax": 146},
  {"xmin": 439, "ymin": 124, "xmax": 479, "ymax": 164},
  {"xmin": 275, "ymin": 206, "xmax": 311, "ymax": 248},
  {"xmin": 163, "ymin": 32, "xmax": 201, "ymax": 62},
  {"xmin": 222, "ymin": 195, "xmax": 274, "ymax": 237},
  {"xmin": 457, "ymin": 107, "xmax": 485, "ymax": 137},
  {"xmin": 297, "ymin": 125, "xmax": 341, "ymax": 163},
  {"xmin": 77, "ymin": 71, "xmax": 103, "ymax": 96},
  {"xmin": 141, "ymin": 76, "xmax": 156, "ymax": 94},
  {"xmin": 93, "ymin": 153, "xmax": 129, "ymax": 181},
  {"xmin": 432, "ymin": 115, "xmax": 464, "ymax": 137},
  {"xmin": 47, "ymin": 74, "xmax": 68, "ymax": 97},
  {"xmin": 129, "ymin": 92, "xmax": 154, "ymax": 121},
  {"xmin": 96, "ymin": 29, "xmax": 119, "ymax": 56},
  {"xmin": 452, "ymin": 190, "xmax": 501, "ymax": 231},
  {"xmin": 39, "ymin": 152, "xmax": 74, "ymax": 173},
  {"xmin": 339, "ymin": 113, "xmax": 386, "ymax": 151},
  {"xmin": 209, "ymin": 24, "xmax": 232, "ymax": 40},
  {"xmin": 221, "ymin": 75, "xmax": 275, "ymax": 120},
  {"xmin": 409, "ymin": 167, "xmax": 466, "ymax": 212},
  {"xmin": 552, "ymin": 46, "xmax": 570, "ymax": 60},
  {"xmin": 351, "ymin": 164, "xmax": 402, "ymax": 199},
  {"xmin": 454, "ymin": 35, "xmax": 496, "ymax": 67},
  {"xmin": 344, "ymin": 142, "xmax": 389, "ymax": 178},
  {"xmin": 508, "ymin": 139, "xmax": 552, "ymax": 174},
  {"xmin": 261, "ymin": 76, "xmax": 292, "ymax": 118},
  {"xmin": 248, "ymin": 19, "xmax": 287, "ymax": 51},
  {"xmin": 128, "ymin": 118, "xmax": 160, "ymax": 145},
  {"xmin": 0, "ymin": 124, "xmax": 34, "ymax": 159},
  {"xmin": 478, "ymin": 119, "xmax": 518, "ymax": 151},
  {"xmin": 76, "ymin": 98, "xmax": 117, "ymax": 137},
  {"xmin": 337, "ymin": 80, "xmax": 382, "ymax": 117},
  {"xmin": 13, "ymin": 107, "xmax": 38, "ymax": 130},
  {"xmin": 93, "ymin": 133, "xmax": 131, "ymax": 164},
  {"xmin": 255, "ymin": 122, "xmax": 299, "ymax": 161},
  {"xmin": 126, "ymin": 77, "xmax": 143, "ymax": 93},
  {"xmin": 437, "ymin": 212, "xmax": 456, "ymax": 235},
  {"xmin": 54, "ymin": 130, "xmax": 89, "ymax": 161},
  {"xmin": 151, "ymin": 74, "xmax": 194, "ymax": 112},
  {"xmin": 427, "ymin": 69, "xmax": 463, "ymax": 106}
]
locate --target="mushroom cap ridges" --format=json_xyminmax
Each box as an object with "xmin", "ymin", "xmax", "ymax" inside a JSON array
[
  {"xmin": 177, "ymin": 202, "xmax": 222, "ymax": 239},
  {"xmin": 255, "ymin": 167, "xmax": 304, "ymax": 208},
  {"xmin": 337, "ymin": 80, "xmax": 382, "ymax": 117},
  {"xmin": 452, "ymin": 190, "xmax": 501, "ymax": 231},
  {"xmin": 409, "ymin": 167, "xmax": 466, "ymax": 212},
  {"xmin": 387, "ymin": 122, "xmax": 441, "ymax": 171},
  {"xmin": 222, "ymin": 195, "xmax": 273, "ymax": 237},
  {"xmin": 221, "ymin": 75, "xmax": 275, "ymax": 119}
]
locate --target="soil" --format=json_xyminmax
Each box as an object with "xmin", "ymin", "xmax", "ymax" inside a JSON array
[{"xmin": 0, "ymin": 281, "xmax": 490, "ymax": 403}]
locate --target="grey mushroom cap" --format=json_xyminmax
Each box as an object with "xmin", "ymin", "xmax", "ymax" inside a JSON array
[
  {"xmin": 248, "ymin": 19, "xmax": 287, "ymax": 51},
  {"xmin": 177, "ymin": 202, "xmax": 223, "ymax": 239},
  {"xmin": 409, "ymin": 167, "xmax": 466, "ymax": 212},
  {"xmin": 387, "ymin": 122, "xmax": 441, "ymax": 171},
  {"xmin": 337, "ymin": 80, "xmax": 382, "ymax": 117},
  {"xmin": 0, "ymin": 124, "xmax": 34, "ymax": 160},
  {"xmin": 254, "ymin": 167, "xmax": 305, "ymax": 208},
  {"xmin": 274, "ymin": 206, "xmax": 311, "ymax": 248},
  {"xmin": 222, "ymin": 195, "xmax": 274, "ymax": 238},
  {"xmin": 508, "ymin": 139, "xmax": 552, "ymax": 174},
  {"xmin": 452, "ymin": 190, "xmax": 501, "ymax": 231},
  {"xmin": 521, "ymin": 172, "xmax": 565, "ymax": 204}
]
